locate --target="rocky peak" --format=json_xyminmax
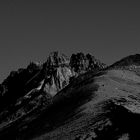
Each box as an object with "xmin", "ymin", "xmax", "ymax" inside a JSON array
[
  {"xmin": 0, "ymin": 51, "xmax": 106, "ymax": 130},
  {"xmin": 70, "ymin": 52, "xmax": 106, "ymax": 73},
  {"xmin": 41, "ymin": 52, "xmax": 72, "ymax": 96},
  {"xmin": 0, "ymin": 52, "xmax": 105, "ymax": 111},
  {"xmin": 41, "ymin": 52, "xmax": 106, "ymax": 96},
  {"xmin": 86, "ymin": 53, "xmax": 106, "ymax": 69},
  {"xmin": 45, "ymin": 51, "xmax": 69, "ymax": 67},
  {"xmin": 70, "ymin": 52, "xmax": 87, "ymax": 73}
]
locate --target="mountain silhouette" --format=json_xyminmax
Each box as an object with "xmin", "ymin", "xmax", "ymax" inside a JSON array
[{"xmin": 0, "ymin": 52, "xmax": 140, "ymax": 140}]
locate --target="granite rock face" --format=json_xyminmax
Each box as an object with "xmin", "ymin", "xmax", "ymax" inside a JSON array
[{"xmin": 41, "ymin": 52, "xmax": 73, "ymax": 96}]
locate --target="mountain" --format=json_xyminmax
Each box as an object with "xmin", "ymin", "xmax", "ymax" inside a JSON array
[
  {"xmin": 1, "ymin": 52, "xmax": 140, "ymax": 140},
  {"xmin": 0, "ymin": 51, "xmax": 105, "ymax": 139},
  {"xmin": 0, "ymin": 52, "xmax": 105, "ymax": 99}
]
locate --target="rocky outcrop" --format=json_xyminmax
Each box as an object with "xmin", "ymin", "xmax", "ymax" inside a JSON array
[
  {"xmin": 0, "ymin": 51, "xmax": 105, "ymax": 107},
  {"xmin": 38, "ymin": 52, "xmax": 105, "ymax": 96},
  {"xmin": 45, "ymin": 51, "xmax": 69, "ymax": 66},
  {"xmin": 41, "ymin": 52, "xmax": 73, "ymax": 96}
]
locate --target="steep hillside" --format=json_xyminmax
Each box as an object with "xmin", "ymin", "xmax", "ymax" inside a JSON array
[
  {"xmin": 109, "ymin": 54, "xmax": 140, "ymax": 70},
  {"xmin": 2, "ymin": 53, "xmax": 140, "ymax": 140},
  {"xmin": 0, "ymin": 68, "xmax": 140, "ymax": 140}
]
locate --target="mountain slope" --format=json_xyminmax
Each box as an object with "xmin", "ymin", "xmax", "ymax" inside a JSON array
[
  {"xmin": 1, "ymin": 68, "xmax": 140, "ymax": 140},
  {"xmin": 30, "ymin": 69, "xmax": 140, "ymax": 140},
  {"xmin": 1, "ymin": 53, "xmax": 140, "ymax": 140},
  {"xmin": 109, "ymin": 54, "xmax": 140, "ymax": 70}
]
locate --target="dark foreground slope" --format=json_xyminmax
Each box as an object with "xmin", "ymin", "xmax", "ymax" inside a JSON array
[{"xmin": 1, "ymin": 68, "xmax": 140, "ymax": 140}]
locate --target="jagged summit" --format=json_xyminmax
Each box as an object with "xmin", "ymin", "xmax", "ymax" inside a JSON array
[
  {"xmin": 1, "ymin": 52, "xmax": 140, "ymax": 139},
  {"xmin": 45, "ymin": 51, "xmax": 69, "ymax": 67},
  {"xmin": 0, "ymin": 51, "xmax": 105, "ymax": 127},
  {"xmin": 70, "ymin": 52, "xmax": 106, "ymax": 73},
  {"xmin": 0, "ymin": 51, "xmax": 104, "ymax": 99},
  {"xmin": 41, "ymin": 52, "xmax": 105, "ymax": 96}
]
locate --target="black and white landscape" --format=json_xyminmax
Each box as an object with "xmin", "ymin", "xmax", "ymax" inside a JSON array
[
  {"xmin": 1, "ymin": 1, "xmax": 140, "ymax": 140},
  {"xmin": 0, "ymin": 52, "xmax": 140, "ymax": 139}
]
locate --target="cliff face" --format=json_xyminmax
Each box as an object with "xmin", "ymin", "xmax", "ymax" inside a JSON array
[
  {"xmin": 41, "ymin": 52, "xmax": 105, "ymax": 96},
  {"xmin": 41, "ymin": 52, "xmax": 73, "ymax": 96}
]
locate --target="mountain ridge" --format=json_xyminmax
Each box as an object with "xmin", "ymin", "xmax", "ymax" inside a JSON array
[
  {"xmin": 0, "ymin": 52, "xmax": 105, "ymax": 132},
  {"xmin": 0, "ymin": 52, "xmax": 140, "ymax": 140},
  {"xmin": 109, "ymin": 54, "xmax": 140, "ymax": 69}
]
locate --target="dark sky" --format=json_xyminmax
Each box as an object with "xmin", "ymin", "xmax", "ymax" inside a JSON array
[{"xmin": 0, "ymin": 1, "xmax": 140, "ymax": 82}]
